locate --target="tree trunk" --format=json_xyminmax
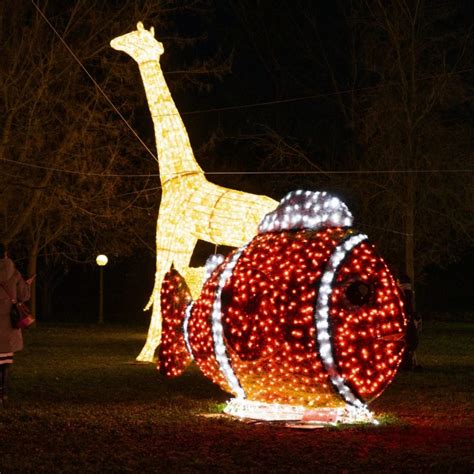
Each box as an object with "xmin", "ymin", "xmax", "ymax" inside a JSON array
[{"xmin": 405, "ymin": 173, "xmax": 415, "ymax": 294}]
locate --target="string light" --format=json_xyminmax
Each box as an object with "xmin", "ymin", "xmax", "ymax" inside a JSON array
[
  {"xmin": 183, "ymin": 302, "xmax": 194, "ymax": 360},
  {"xmin": 158, "ymin": 191, "xmax": 407, "ymax": 422},
  {"xmin": 210, "ymin": 246, "xmax": 248, "ymax": 399},
  {"xmin": 111, "ymin": 22, "xmax": 277, "ymax": 361},
  {"xmin": 2, "ymin": 156, "xmax": 471, "ymax": 178},
  {"xmin": 157, "ymin": 269, "xmax": 192, "ymax": 377},
  {"xmin": 314, "ymin": 233, "xmax": 368, "ymax": 408}
]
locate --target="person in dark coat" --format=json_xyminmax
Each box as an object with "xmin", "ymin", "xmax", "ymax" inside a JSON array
[
  {"xmin": 0, "ymin": 243, "xmax": 31, "ymax": 407},
  {"xmin": 398, "ymin": 273, "xmax": 422, "ymax": 371}
]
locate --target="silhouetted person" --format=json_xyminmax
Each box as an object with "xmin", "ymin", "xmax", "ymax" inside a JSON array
[
  {"xmin": 0, "ymin": 243, "xmax": 31, "ymax": 407},
  {"xmin": 398, "ymin": 273, "xmax": 422, "ymax": 371}
]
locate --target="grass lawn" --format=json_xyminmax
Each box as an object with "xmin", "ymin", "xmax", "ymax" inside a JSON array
[{"xmin": 1, "ymin": 321, "xmax": 472, "ymax": 473}]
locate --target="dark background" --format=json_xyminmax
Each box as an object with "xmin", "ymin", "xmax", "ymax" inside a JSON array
[{"xmin": 3, "ymin": 0, "xmax": 473, "ymax": 323}]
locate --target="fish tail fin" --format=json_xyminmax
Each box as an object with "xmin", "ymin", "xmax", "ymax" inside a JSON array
[{"xmin": 158, "ymin": 267, "xmax": 193, "ymax": 377}]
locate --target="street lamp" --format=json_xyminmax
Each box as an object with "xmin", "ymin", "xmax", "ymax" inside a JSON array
[{"xmin": 96, "ymin": 254, "xmax": 108, "ymax": 324}]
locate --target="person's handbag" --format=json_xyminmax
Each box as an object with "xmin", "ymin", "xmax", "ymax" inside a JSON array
[
  {"xmin": 10, "ymin": 301, "xmax": 35, "ymax": 329},
  {"xmin": 0, "ymin": 282, "xmax": 35, "ymax": 329}
]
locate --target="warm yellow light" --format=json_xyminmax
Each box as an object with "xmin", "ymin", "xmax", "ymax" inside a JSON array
[
  {"xmin": 111, "ymin": 23, "xmax": 277, "ymax": 361},
  {"xmin": 96, "ymin": 254, "xmax": 108, "ymax": 267}
]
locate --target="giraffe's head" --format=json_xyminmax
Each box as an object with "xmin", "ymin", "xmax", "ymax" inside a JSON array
[{"xmin": 110, "ymin": 22, "xmax": 164, "ymax": 63}]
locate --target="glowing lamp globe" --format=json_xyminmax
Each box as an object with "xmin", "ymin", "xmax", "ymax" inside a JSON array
[
  {"xmin": 158, "ymin": 191, "xmax": 407, "ymax": 423},
  {"xmin": 96, "ymin": 255, "xmax": 108, "ymax": 267}
]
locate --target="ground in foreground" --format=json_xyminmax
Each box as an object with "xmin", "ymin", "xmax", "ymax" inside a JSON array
[{"xmin": 0, "ymin": 321, "xmax": 472, "ymax": 472}]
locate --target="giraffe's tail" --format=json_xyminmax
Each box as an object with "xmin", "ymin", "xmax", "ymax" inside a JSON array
[
  {"xmin": 157, "ymin": 267, "xmax": 194, "ymax": 377},
  {"xmin": 143, "ymin": 294, "xmax": 154, "ymax": 311}
]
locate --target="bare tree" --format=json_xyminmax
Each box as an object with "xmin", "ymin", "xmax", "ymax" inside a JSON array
[
  {"xmin": 339, "ymin": 0, "xmax": 474, "ymax": 283},
  {"xmin": 0, "ymin": 0, "xmax": 227, "ymax": 316},
  {"xmin": 223, "ymin": 0, "xmax": 473, "ymax": 286}
]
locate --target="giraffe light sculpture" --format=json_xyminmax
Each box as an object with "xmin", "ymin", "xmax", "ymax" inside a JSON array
[{"xmin": 111, "ymin": 22, "xmax": 277, "ymax": 362}]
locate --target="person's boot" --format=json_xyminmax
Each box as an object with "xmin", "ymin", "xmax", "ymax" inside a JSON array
[
  {"xmin": 0, "ymin": 365, "xmax": 9, "ymax": 408},
  {"xmin": 0, "ymin": 366, "xmax": 5, "ymax": 408}
]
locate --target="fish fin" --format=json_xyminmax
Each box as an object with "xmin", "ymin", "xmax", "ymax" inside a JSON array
[
  {"xmin": 158, "ymin": 268, "xmax": 193, "ymax": 377},
  {"xmin": 258, "ymin": 190, "xmax": 353, "ymax": 233}
]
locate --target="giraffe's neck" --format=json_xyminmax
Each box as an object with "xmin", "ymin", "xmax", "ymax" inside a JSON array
[{"xmin": 137, "ymin": 60, "xmax": 203, "ymax": 184}]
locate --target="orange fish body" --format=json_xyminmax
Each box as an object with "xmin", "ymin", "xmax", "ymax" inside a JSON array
[{"xmin": 158, "ymin": 191, "xmax": 406, "ymax": 416}]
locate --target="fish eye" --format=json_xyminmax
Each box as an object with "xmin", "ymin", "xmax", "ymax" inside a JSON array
[{"xmin": 344, "ymin": 280, "xmax": 372, "ymax": 307}]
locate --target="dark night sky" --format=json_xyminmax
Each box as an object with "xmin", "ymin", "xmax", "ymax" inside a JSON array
[
  {"xmin": 7, "ymin": 1, "xmax": 471, "ymax": 321},
  {"xmin": 51, "ymin": 2, "xmax": 348, "ymax": 323}
]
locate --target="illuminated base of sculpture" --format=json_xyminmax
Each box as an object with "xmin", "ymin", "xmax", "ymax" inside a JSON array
[{"xmin": 223, "ymin": 398, "xmax": 378, "ymax": 424}]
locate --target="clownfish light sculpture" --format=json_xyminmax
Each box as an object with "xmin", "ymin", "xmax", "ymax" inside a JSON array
[{"xmin": 158, "ymin": 191, "xmax": 407, "ymax": 423}]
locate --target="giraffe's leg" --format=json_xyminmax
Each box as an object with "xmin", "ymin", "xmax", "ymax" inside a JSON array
[
  {"xmin": 136, "ymin": 188, "xmax": 202, "ymax": 361},
  {"xmin": 136, "ymin": 200, "xmax": 181, "ymax": 361},
  {"xmin": 136, "ymin": 245, "xmax": 174, "ymax": 362},
  {"xmin": 170, "ymin": 235, "xmax": 196, "ymax": 274},
  {"xmin": 172, "ymin": 235, "xmax": 207, "ymax": 299}
]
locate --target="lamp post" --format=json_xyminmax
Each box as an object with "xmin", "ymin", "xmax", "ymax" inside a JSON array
[{"xmin": 96, "ymin": 254, "xmax": 108, "ymax": 324}]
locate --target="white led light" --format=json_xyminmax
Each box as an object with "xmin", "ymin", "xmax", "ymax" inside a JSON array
[
  {"xmin": 204, "ymin": 254, "xmax": 225, "ymax": 282},
  {"xmin": 211, "ymin": 246, "xmax": 248, "ymax": 399},
  {"xmin": 321, "ymin": 273, "xmax": 332, "ymax": 284},
  {"xmin": 314, "ymin": 233, "xmax": 368, "ymax": 407},
  {"xmin": 224, "ymin": 398, "xmax": 307, "ymax": 421},
  {"xmin": 183, "ymin": 301, "xmax": 194, "ymax": 359},
  {"xmin": 224, "ymin": 399, "xmax": 377, "ymax": 424},
  {"xmin": 258, "ymin": 190, "xmax": 353, "ymax": 234}
]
